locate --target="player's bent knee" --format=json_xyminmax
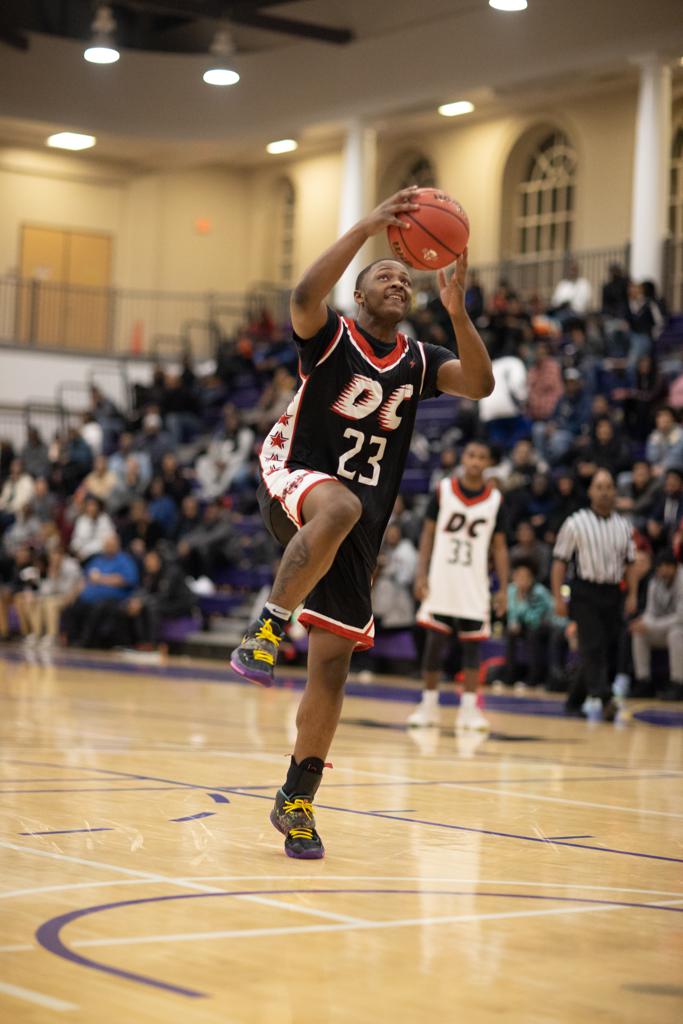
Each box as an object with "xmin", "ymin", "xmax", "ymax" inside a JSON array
[{"xmin": 322, "ymin": 490, "xmax": 362, "ymax": 533}]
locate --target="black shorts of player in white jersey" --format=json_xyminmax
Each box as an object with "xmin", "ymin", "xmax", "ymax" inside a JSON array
[{"xmin": 258, "ymin": 306, "xmax": 455, "ymax": 648}]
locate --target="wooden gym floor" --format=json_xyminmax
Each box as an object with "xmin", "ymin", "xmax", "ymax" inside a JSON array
[{"xmin": 0, "ymin": 647, "xmax": 681, "ymax": 1023}]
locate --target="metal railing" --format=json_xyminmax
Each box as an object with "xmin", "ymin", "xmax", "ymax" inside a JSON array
[{"xmin": 0, "ymin": 402, "xmax": 67, "ymax": 450}]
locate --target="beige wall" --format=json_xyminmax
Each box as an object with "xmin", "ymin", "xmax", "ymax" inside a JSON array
[{"xmin": 0, "ymin": 83, "xmax": 647, "ymax": 304}]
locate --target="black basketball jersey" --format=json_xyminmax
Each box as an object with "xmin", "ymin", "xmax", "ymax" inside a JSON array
[{"xmin": 260, "ymin": 307, "xmax": 455, "ymax": 549}]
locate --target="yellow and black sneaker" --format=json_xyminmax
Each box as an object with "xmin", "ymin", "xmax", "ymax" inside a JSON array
[
  {"xmin": 229, "ymin": 617, "xmax": 284, "ymax": 686},
  {"xmin": 270, "ymin": 789, "xmax": 325, "ymax": 860}
]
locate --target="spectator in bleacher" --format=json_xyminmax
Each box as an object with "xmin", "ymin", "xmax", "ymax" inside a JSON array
[
  {"xmin": 63, "ymin": 532, "xmax": 139, "ymax": 649},
  {"xmin": 601, "ymin": 263, "xmax": 630, "ymax": 320},
  {"xmin": 107, "ymin": 456, "xmax": 147, "ymax": 516},
  {"xmin": 550, "ymin": 259, "xmax": 592, "ymax": 320},
  {"xmin": 109, "ymin": 433, "xmax": 152, "ymax": 488},
  {"xmin": 372, "ymin": 523, "xmax": 418, "ymax": 630},
  {"xmin": 503, "ymin": 558, "xmax": 558, "ymax": 687},
  {"xmin": 465, "ymin": 270, "xmax": 484, "ymax": 322},
  {"xmin": 250, "ymin": 367, "xmax": 297, "ymax": 435},
  {"xmin": 31, "ymin": 477, "xmax": 59, "ymax": 523},
  {"xmin": 135, "ymin": 411, "xmax": 174, "ymax": 471},
  {"xmin": 195, "ymin": 405, "xmax": 255, "ymax": 500},
  {"xmin": 0, "ymin": 440, "xmax": 15, "ymax": 483},
  {"xmin": 616, "ymin": 460, "xmax": 659, "ymax": 531},
  {"xmin": 2, "ymin": 504, "xmax": 43, "ymax": 556},
  {"xmin": 161, "ymin": 372, "xmax": 201, "ymax": 445},
  {"xmin": 80, "ymin": 412, "xmax": 103, "ymax": 458},
  {"xmin": 515, "ymin": 471, "xmax": 556, "ymax": 538},
  {"xmin": 6, "ymin": 544, "xmax": 42, "ymax": 640},
  {"xmin": 621, "ymin": 354, "xmax": 668, "ymax": 441},
  {"xmin": 159, "ymin": 452, "xmax": 191, "ymax": 505},
  {"xmin": 629, "ymin": 549, "xmax": 683, "ymax": 701},
  {"xmin": 646, "ymin": 467, "xmax": 683, "ymax": 550},
  {"xmin": 645, "ymin": 407, "xmax": 683, "ymax": 471},
  {"xmin": 24, "ymin": 546, "xmax": 82, "ymax": 649},
  {"xmin": 216, "ymin": 334, "xmax": 256, "ymax": 389},
  {"xmin": 496, "ymin": 437, "xmax": 547, "ymax": 492},
  {"xmin": 49, "ymin": 428, "xmax": 93, "ymax": 495},
  {"xmin": 532, "ymin": 368, "xmax": 591, "ymax": 466},
  {"xmin": 526, "ymin": 341, "xmax": 564, "ymax": 423},
  {"xmin": 124, "ymin": 549, "xmax": 195, "ymax": 649},
  {"xmin": 574, "ymin": 416, "xmax": 632, "ymax": 485},
  {"xmin": 174, "ymin": 494, "xmax": 202, "ymax": 542},
  {"xmin": 81, "ymin": 454, "xmax": 118, "ymax": 505},
  {"xmin": 545, "ymin": 470, "xmax": 584, "ymax": 544},
  {"xmin": 509, "ymin": 520, "xmax": 552, "ymax": 584},
  {"xmin": 388, "ymin": 494, "xmax": 422, "ymax": 547},
  {"xmin": 89, "ymin": 386, "xmax": 124, "ymax": 452},
  {"xmin": 627, "ymin": 280, "xmax": 666, "ymax": 358},
  {"xmin": 20, "ymin": 427, "xmax": 50, "ymax": 479},
  {"xmin": 147, "ymin": 477, "xmax": 179, "ymax": 538},
  {"xmin": 120, "ymin": 498, "xmax": 164, "ymax": 560},
  {"xmin": 478, "ymin": 352, "xmax": 528, "ymax": 446},
  {"xmin": 70, "ymin": 495, "xmax": 115, "ymax": 563},
  {"xmin": 176, "ymin": 499, "xmax": 238, "ymax": 579},
  {"xmin": 0, "ymin": 459, "xmax": 35, "ymax": 525}
]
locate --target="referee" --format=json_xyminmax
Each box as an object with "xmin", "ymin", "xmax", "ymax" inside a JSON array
[{"xmin": 551, "ymin": 469, "xmax": 638, "ymax": 718}]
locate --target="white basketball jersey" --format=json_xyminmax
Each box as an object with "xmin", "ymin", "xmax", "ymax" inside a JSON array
[{"xmin": 421, "ymin": 477, "xmax": 502, "ymax": 622}]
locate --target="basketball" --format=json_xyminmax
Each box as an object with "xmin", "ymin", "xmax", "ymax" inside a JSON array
[{"xmin": 387, "ymin": 187, "xmax": 470, "ymax": 270}]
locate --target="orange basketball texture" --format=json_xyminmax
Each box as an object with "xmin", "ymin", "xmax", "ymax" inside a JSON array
[{"xmin": 387, "ymin": 187, "xmax": 470, "ymax": 270}]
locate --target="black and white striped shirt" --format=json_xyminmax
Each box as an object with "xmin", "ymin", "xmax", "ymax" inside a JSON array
[{"xmin": 553, "ymin": 508, "xmax": 635, "ymax": 585}]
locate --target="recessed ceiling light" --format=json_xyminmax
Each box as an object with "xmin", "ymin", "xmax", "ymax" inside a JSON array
[
  {"xmin": 489, "ymin": 0, "xmax": 528, "ymax": 11},
  {"xmin": 266, "ymin": 139, "xmax": 298, "ymax": 154},
  {"xmin": 203, "ymin": 68, "xmax": 240, "ymax": 86},
  {"xmin": 46, "ymin": 132, "xmax": 96, "ymax": 151},
  {"xmin": 438, "ymin": 100, "xmax": 475, "ymax": 117}
]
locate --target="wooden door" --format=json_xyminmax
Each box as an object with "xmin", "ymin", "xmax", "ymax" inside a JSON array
[{"xmin": 17, "ymin": 226, "xmax": 112, "ymax": 350}]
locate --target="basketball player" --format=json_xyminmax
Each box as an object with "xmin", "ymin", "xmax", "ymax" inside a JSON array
[
  {"xmin": 408, "ymin": 440, "xmax": 509, "ymax": 732},
  {"xmin": 230, "ymin": 186, "xmax": 494, "ymax": 859}
]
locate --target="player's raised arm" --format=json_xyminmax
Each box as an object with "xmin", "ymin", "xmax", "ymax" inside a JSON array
[
  {"xmin": 289, "ymin": 187, "xmax": 420, "ymax": 340},
  {"xmin": 434, "ymin": 249, "xmax": 494, "ymax": 400}
]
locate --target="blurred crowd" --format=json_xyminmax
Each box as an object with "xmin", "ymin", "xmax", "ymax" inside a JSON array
[{"xmin": 0, "ymin": 260, "xmax": 681, "ymax": 697}]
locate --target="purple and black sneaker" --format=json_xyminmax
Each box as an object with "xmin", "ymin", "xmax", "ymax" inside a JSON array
[
  {"xmin": 229, "ymin": 617, "xmax": 283, "ymax": 686},
  {"xmin": 270, "ymin": 789, "xmax": 325, "ymax": 860}
]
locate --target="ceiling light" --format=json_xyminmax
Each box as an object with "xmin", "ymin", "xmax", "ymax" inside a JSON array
[
  {"xmin": 83, "ymin": 5, "xmax": 120, "ymax": 64},
  {"xmin": 47, "ymin": 132, "xmax": 96, "ymax": 151},
  {"xmin": 438, "ymin": 100, "xmax": 475, "ymax": 117},
  {"xmin": 266, "ymin": 139, "xmax": 298, "ymax": 155},
  {"xmin": 204, "ymin": 29, "xmax": 240, "ymax": 86},
  {"xmin": 489, "ymin": 0, "xmax": 528, "ymax": 10}
]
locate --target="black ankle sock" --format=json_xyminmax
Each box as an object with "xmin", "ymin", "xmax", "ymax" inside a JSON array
[
  {"xmin": 282, "ymin": 755, "xmax": 325, "ymax": 798},
  {"xmin": 261, "ymin": 603, "xmax": 291, "ymax": 629}
]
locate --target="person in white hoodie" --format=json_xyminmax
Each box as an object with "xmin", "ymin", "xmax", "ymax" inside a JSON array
[{"xmin": 69, "ymin": 495, "xmax": 115, "ymax": 563}]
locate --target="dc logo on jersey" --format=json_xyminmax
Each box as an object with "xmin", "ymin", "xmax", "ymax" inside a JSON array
[
  {"xmin": 331, "ymin": 374, "xmax": 414, "ymax": 432},
  {"xmin": 444, "ymin": 513, "xmax": 487, "ymax": 537}
]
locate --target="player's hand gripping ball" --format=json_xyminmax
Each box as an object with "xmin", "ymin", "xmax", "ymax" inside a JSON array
[{"xmin": 387, "ymin": 187, "xmax": 470, "ymax": 270}]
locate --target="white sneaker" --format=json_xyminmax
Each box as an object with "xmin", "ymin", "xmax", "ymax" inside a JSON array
[
  {"xmin": 455, "ymin": 701, "xmax": 490, "ymax": 732},
  {"xmin": 407, "ymin": 695, "xmax": 440, "ymax": 727},
  {"xmin": 22, "ymin": 634, "xmax": 37, "ymax": 647},
  {"xmin": 491, "ymin": 679, "xmax": 506, "ymax": 694},
  {"xmin": 513, "ymin": 680, "xmax": 528, "ymax": 694}
]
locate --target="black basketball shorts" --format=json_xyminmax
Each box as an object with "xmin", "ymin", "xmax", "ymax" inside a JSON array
[{"xmin": 257, "ymin": 477, "xmax": 376, "ymax": 649}]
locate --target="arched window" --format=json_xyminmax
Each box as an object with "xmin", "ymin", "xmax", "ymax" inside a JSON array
[
  {"xmin": 381, "ymin": 150, "xmax": 437, "ymax": 196},
  {"xmin": 669, "ymin": 122, "xmax": 683, "ymax": 310},
  {"xmin": 515, "ymin": 130, "xmax": 577, "ymax": 257},
  {"xmin": 272, "ymin": 178, "xmax": 296, "ymax": 285}
]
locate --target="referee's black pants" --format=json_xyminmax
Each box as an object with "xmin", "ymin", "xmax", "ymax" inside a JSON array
[{"xmin": 568, "ymin": 580, "xmax": 624, "ymax": 706}]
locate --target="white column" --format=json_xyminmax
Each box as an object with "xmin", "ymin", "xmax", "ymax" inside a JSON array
[
  {"xmin": 334, "ymin": 121, "xmax": 377, "ymax": 313},
  {"xmin": 629, "ymin": 54, "xmax": 672, "ymax": 286}
]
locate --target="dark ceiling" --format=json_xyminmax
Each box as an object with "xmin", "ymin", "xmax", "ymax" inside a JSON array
[{"xmin": 0, "ymin": 1, "xmax": 354, "ymax": 54}]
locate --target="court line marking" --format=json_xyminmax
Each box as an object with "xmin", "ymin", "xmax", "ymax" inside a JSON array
[
  {"xmin": 40, "ymin": 895, "xmax": 683, "ymax": 950},
  {"xmin": 236, "ymin": 893, "xmax": 366, "ymax": 924},
  {"xmin": 0, "ymin": 980, "xmax": 77, "ymax": 1012},
  {"xmin": 431, "ymin": 782, "xmax": 683, "ymax": 820},
  {"xmin": 1, "ymin": 876, "xmax": 681, "ymax": 903}
]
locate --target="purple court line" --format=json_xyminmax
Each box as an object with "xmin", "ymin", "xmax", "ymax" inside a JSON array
[
  {"xmin": 18, "ymin": 828, "xmax": 113, "ymax": 836},
  {"xmin": 230, "ymin": 791, "xmax": 683, "ymax": 865},
  {"xmin": 220, "ymin": 771, "xmax": 683, "ymax": 790},
  {"xmin": 35, "ymin": 887, "xmax": 683, "ymax": 999},
  {"xmin": 0, "ymin": 778, "xmax": 118, "ymax": 784},
  {"xmin": 10, "ymin": 760, "xmax": 683, "ymax": 865},
  {"xmin": 170, "ymin": 812, "xmax": 216, "ymax": 823},
  {"xmin": 547, "ymin": 835, "xmax": 593, "ymax": 841},
  {"xmin": 207, "ymin": 793, "xmax": 230, "ymax": 804}
]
